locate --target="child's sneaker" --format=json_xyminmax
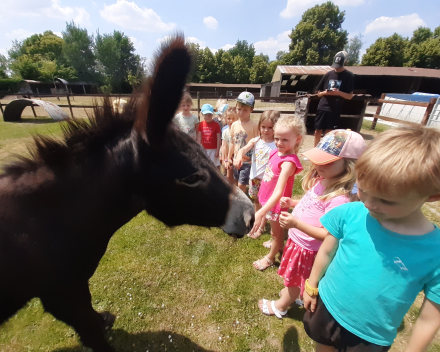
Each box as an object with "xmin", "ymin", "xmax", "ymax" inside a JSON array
[{"xmin": 295, "ymin": 298, "xmax": 304, "ymax": 307}]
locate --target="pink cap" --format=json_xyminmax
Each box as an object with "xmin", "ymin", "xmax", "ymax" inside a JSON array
[{"xmin": 302, "ymin": 130, "xmax": 366, "ymax": 165}]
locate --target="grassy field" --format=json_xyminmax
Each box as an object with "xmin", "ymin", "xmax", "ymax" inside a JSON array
[{"xmin": 0, "ymin": 105, "xmax": 439, "ymax": 352}]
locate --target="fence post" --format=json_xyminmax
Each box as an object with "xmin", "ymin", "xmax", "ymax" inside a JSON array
[
  {"xmin": 31, "ymin": 105, "xmax": 37, "ymax": 117},
  {"xmin": 66, "ymin": 93, "xmax": 74, "ymax": 118},
  {"xmin": 421, "ymin": 97, "xmax": 437, "ymax": 126},
  {"xmin": 371, "ymin": 93, "xmax": 386, "ymax": 130},
  {"xmin": 0, "ymin": 102, "xmax": 3, "ymax": 116},
  {"xmin": 197, "ymin": 91, "xmax": 200, "ymax": 121}
]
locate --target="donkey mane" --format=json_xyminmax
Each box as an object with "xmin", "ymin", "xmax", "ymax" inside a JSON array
[{"xmin": 1, "ymin": 35, "xmax": 189, "ymax": 179}]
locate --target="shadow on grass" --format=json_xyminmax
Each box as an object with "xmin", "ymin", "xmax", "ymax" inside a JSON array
[
  {"xmin": 286, "ymin": 304, "xmax": 306, "ymax": 322},
  {"xmin": 359, "ymin": 132, "xmax": 374, "ymax": 140},
  {"xmin": 53, "ymin": 329, "xmax": 215, "ymax": 352},
  {"xmin": 283, "ymin": 326, "xmax": 301, "ymax": 352},
  {"xmin": 16, "ymin": 118, "xmax": 58, "ymax": 124}
]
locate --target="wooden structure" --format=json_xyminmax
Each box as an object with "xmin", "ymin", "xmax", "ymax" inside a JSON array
[
  {"xmin": 2, "ymin": 99, "xmax": 69, "ymax": 122},
  {"xmin": 186, "ymin": 83, "xmax": 261, "ymax": 98},
  {"xmin": 301, "ymin": 94, "xmax": 373, "ymax": 133},
  {"xmin": 371, "ymin": 93, "xmax": 438, "ymax": 129}
]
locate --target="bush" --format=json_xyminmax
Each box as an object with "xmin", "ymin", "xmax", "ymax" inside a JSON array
[{"xmin": 0, "ymin": 79, "xmax": 21, "ymax": 94}]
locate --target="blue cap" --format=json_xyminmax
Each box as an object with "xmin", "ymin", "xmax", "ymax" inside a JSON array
[
  {"xmin": 217, "ymin": 104, "xmax": 228, "ymax": 116},
  {"xmin": 201, "ymin": 104, "xmax": 214, "ymax": 115}
]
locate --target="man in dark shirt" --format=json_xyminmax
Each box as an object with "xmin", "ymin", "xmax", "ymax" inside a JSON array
[{"xmin": 314, "ymin": 51, "xmax": 355, "ymax": 146}]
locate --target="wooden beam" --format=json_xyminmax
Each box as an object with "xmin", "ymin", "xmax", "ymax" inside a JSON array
[
  {"xmin": 373, "ymin": 114, "xmax": 420, "ymax": 127},
  {"xmin": 378, "ymin": 99, "xmax": 429, "ymax": 107},
  {"xmin": 421, "ymin": 97, "xmax": 437, "ymax": 126},
  {"xmin": 372, "ymin": 93, "xmax": 386, "ymax": 130}
]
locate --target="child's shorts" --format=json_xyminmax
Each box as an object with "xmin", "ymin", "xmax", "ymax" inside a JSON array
[
  {"xmin": 303, "ymin": 296, "xmax": 391, "ymax": 352},
  {"xmin": 277, "ymin": 238, "xmax": 317, "ymax": 295},
  {"xmin": 205, "ymin": 149, "xmax": 220, "ymax": 167},
  {"xmin": 233, "ymin": 163, "xmax": 251, "ymax": 185},
  {"xmin": 266, "ymin": 211, "xmax": 280, "ymax": 221},
  {"xmin": 248, "ymin": 178, "xmax": 262, "ymax": 200}
]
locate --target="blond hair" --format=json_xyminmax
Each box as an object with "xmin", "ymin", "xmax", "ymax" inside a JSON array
[
  {"xmin": 274, "ymin": 115, "xmax": 305, "ymax": 154},
  {"xmin": 302, "ymin": 159, "xmax": 357, "ymax": 202},
  {"xmin": 225, "ymin": 106, "xmax": 238, "ymax": 122},
  {"xmin": 215, "ymin": 99, "xmax": 227, "ymax": 111},
  {"xmin": 180, "ymin": 92, "xmax": 193, "ymax": 106},
  {"xmin": 258, "ymin": 110, "xmax": 280, "ymax": 137},
  {"xmin": 356, "ymin": 126, "xmax": 440, "ymax": 196}
]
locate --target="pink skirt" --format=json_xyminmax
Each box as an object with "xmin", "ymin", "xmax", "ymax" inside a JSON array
[{"xmin": 277, "ymin": 238, "xmax": 318, "ymax": 295}]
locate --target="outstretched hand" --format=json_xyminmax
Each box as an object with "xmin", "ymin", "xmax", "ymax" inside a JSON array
[
  {"xmin": 280, "ymin": 197, "xmax": 294, "ymax": 209},
  {"xmin": 279, "ymin": 211, "xmax": 297, "ymax": 229},
  {"xmin": 248, "ymin": 209, "xmax": 265, "ymax": 237}
]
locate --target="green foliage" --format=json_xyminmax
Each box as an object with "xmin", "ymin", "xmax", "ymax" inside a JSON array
[
  {"xmin": 95, "ymin": 30, "xmax": 142, "ymax": 93},
  {"xmin": 0, "ymin": 54, "xmax": 8, "ymax": 78},
  {"xmin": 232, "ymin": 56, "xmax": 250, "ymax": 83},
  {"xmin": 198, "ymin": 47, "xmax": 217, "ymax": 83},
  {"xmin": 286, "ymin": 1, "xmax": 348, "ymax": 65},
  {"xmin": 344, "ymin": 34, "xmax": 364, "ymax": 65},
  {"xmin": 62, "ymin": 21, "xmax": 97, "ymax": 82},
  {"xmin": 187, "ymin": 42, "xmax": 203, "ymax": 83},
  {"xmin": 257, "ymin": 53, "xmax": 270, "ymax": 64},
  {"xmin": 99, "ymin": 84, "xmax": 113, "ymax": 94},
  {"xmin": 276, "ymin": 51, "xmax": 287, "ymax": 61},
  {"xmin": 0, "ymin": 78, "xmax": 21, "ymax": 92},
  {"xmin": 249, "ymin": 56, "xmax": 272, "ymax": 83},
  {"xmin": 10, "ymin": 55, "xmax": 40, "ymax": 80},
  {"xmin": 228, "ymin": 39, "xmax": 255, "ymax": 68},
  {"xmin": 361, "ymin": 33, "xmax": 408, "ymax": 67},
  {"xmin": 217, "ymin": 51, "xmax": 235, "ymax": 83},
  {"xmin": 411, "ymin": 27, "xmax": 433, "ymax": 44}
]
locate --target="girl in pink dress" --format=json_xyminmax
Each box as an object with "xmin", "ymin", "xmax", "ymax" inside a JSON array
[
  {"xmin": 258, "ymin": 129, "xmax": 366, "ymax": 319},
  {"xmin": 248, "ymin": 115, "xmax": 305, "ymax": 271}
]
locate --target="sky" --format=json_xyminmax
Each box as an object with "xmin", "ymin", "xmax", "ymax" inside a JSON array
[{"xmin": 1, "ymin": 0, "xmax": 439, "ymax": 64}]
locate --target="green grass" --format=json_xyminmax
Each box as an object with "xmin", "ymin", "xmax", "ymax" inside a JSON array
[
  {"xmin": 361, "ymin": 119, "xmax": 391, "ymax": 133},
  {"xmin": 0, "ymin": 111, "xmax": 439, "ymax": 351}
]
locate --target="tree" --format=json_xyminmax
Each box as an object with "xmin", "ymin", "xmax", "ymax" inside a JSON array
[
  {"xmin": 198, "ymin": 47, "xmax": 217, "ymax": 83},
  {"xmin": 62, "ymin": 21, "xmax": 96, "ymax": 82},
  {"xmin": 232, "ymin": 56, "xmax": 250, "ymax": 83},
  {"xmin": 344, "ymin": 34, "xmax": 364, "ymax": 65},
  {"xmin": 285, "ymin": 1, "xmax": 348, "ymax": 65},
  {"xmin": 410, "ymin": 27, "xmax": 433, "ymax": 44},
  {"xmin": 249, "ymin": 56, "xmax": 272, "ymax": 83},
  {"xmin": 276, "ymin": 51, "xmax": 287, "ymax": 61},
  {"xmin": 187, "ymin": 42, "xmax": 203, "ymax": 82},
  {"xmin": 404, "ymin": 26, "xmax": 440, "ymax": 69},
  {"xmin": 228, "ymin": 40, "xmax": 255, "ymax": 68},
  {"xmin": 95, "ymin": 30, "xmax": 141, "ymax": 92},
  {"xmin": 0, "ymin": 54, "xmax": 7, "ymax": 78},
  {"xmin": 257, "ymin": 53, "xmax": 270, "ymax": 63},
  {"xmin": 9, "ymin": 55, "xmax": 40, "ymax": 79},
  {"xmin": 361, "ymin": 33, "xmax": 408, "ymax": 67},
  {"xmin": 217, "ymin": 52, "xmax": 235, "ymax": 83}
]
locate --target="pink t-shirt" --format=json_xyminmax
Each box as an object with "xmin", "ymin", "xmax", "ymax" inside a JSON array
[
  {"xmin": 288, "ymin": 180, "xmax": 349, "ymax": 251},
  {"xmin": 258, "ymin": 150, "xmax": 303, "ymax": 214}
]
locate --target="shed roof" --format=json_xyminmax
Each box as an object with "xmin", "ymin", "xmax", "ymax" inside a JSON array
[
  {"xmin": 188, "ymin": 83, "xmax": 261, "ymax": 88},
  {"xmin": 275, "ymin": 65, "xmax": 440, "ymax": 79}
]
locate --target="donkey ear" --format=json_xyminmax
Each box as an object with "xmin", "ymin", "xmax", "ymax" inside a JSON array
[{"xmin": 134, "ymin": 34, "xmax": 192, "ymax": 147}]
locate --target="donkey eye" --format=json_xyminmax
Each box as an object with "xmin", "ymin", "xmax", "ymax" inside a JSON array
[{"xmin": 180, "ymin": 173, "xmax": 204, "ymax": 186}]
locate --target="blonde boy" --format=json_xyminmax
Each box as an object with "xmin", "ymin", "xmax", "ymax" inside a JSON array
[
  {"xmin": 173, "ymin": 93, "xmax": 199, "ymax": 140},
  {"xmin": 227, "ymin": 92, "xmax": 259, "ymax": 193},
  {"xmin": 303, "ymin": 126, "xmax": 440, "ymax": 352}
]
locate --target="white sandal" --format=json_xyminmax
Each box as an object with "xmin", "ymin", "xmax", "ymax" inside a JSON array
[
  {"xmin": 253, "ymin": 256, "xmax": 273, "ymax": 271},
  {"xmin": 260, "ymin": 299, "xmax": 287, "ymax": 319}
]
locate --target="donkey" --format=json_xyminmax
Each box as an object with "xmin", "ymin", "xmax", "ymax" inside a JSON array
[{"xmin": 0, "ymin": 35, "xmax": 254, "ymax": 352}]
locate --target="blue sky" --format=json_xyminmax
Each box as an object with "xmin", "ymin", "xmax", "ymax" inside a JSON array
[{"xmin": 1, "ymin": 0, "xmax": 439, "ymax": 64}]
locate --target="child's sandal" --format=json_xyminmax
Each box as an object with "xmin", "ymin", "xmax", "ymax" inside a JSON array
[
  {"xmin": 253, "ymin": 256, "xmax": 273, "ymax": 271},
  {"xmin": 262, "ymin": 239, "xmax": 272, "ymax": 249},
  {"xmin": 247, "ymin": 227, "xmax": 264, "ymax": 239},
  {"xmin": 260, "ymin": 299, "xmax": 287, "ymax": 319}
]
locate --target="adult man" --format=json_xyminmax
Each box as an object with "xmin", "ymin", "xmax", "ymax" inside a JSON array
[{"xmin": 314, "ymin": 51, "xmax": 354, "ymax": 146}]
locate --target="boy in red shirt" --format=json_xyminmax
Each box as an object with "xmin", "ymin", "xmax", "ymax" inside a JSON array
[{"xmin": 197, "ymin": 104, "xmax": 221, "ymax": 168}]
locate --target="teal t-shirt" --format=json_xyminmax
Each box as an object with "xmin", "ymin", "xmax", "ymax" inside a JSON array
[{"xmin": 319, "ymin": 202, "xmax": 440, "ymax": 346}]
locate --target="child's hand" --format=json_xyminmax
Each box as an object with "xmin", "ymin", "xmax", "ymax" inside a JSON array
[
  {"xmin": 303, "ymin": 291, "xmax": 318, "ymax": 313},
  {"xmin": 280, "ymin": 197, "xmax": 294, "ymax": 208},
  {"xmin": 248, "ymin": 209, "xmax": 265, "ymax": 237},
  {"xmin": 233, "ymin": 155, "xmax": 243, "ymax": 169},
  {"xmin": 279, "ymin": 211, "xmax": 297, "ymax": 229}
]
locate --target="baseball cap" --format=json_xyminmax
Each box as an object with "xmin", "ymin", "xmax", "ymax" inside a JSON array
[
  {"xmin": 217, "ymin": 104, "xmax": 228, "ymax": 116},
  {"xmin": 302, "ymin": 130, "xmax": 366, "ymax": 165},
  {"xmin": 332, "ymin": 51, "xmax": 347, "ymax": 68},
  {"xmin": 236, "ymin": 92, "xmax": 255, "ymax": 107},
  {"xmin": 201, "ymin": 104, "xmax": 214, "ymax": 115}
]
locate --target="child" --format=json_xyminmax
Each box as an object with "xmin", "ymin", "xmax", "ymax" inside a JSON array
[
  {"xmin": 173, "ymin": 92, "xmax": 199, "ymax": 140},
  {"xmin": 197, "ymin": 104, "xmax": 221, "ymax": 168},
  {"xmin": 258, "ymin": 130, "xmax": 366, "ymax": 319},
  {"xmin": 221, "ymin": 107, "xmax": 238, "ymax": 184},
  {"xmin": 214, "ymin": 103, "xmax": 228, "ymax": 131},
  {"xmin": 248, "ymin": 115, "xmax": 305, "ymax": 271},
  {"xmin": 226, "ymin": 92, "xmax": 259, "ymax": 193},
  {"xmin": 234, "ymin": 110, "xmax": 280, "ymax": 238},
  {"xmin": 303, "ymin": 126, "xmax": 440, "ymax": 351}
]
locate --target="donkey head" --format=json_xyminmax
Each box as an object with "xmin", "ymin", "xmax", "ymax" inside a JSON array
[{"xmin": 131, "ymin": 35, "xmax": 254, "ymax": 237}]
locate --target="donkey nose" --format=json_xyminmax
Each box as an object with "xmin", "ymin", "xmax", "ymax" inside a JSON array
[{"xmin": 244, "ymin": 210, "xmax": 255, "ymax": 233}]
